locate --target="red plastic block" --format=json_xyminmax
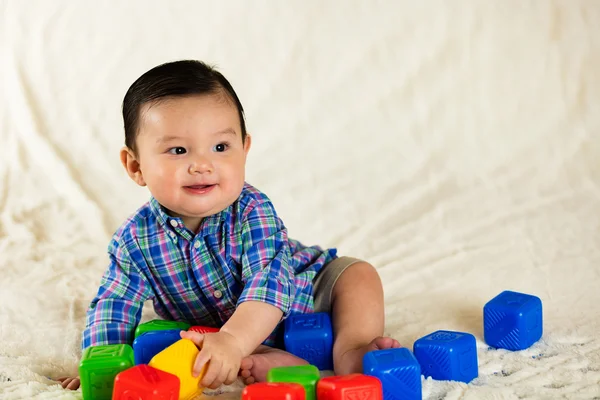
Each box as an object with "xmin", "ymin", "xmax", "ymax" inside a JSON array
[
  {"xmin": 242, "ymin": 382, "xmax": 305, "ymax": 399},
  {"xmin": 112, "ymin": 364, "xmax": 179, "ymax": 400},
  {"xmin": 317, "ymin": 374, "xmax": 383, "ymax": 400},
  {"xmin": 188, "ymin": 325, "xmax": 220, "ymax": 334}
]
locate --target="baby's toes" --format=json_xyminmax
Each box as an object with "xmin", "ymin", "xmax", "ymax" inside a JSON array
[
  {"xmin": 372, "ymin": 336, "xmax": 395, "ymax": 350},
  {"xmin": 240, "ymin": 369, "xmax": 252, "ymax": 378},
  {"xmin": 244, "ymin": 376, "xmax": 256, "ymax": 385},
  {"xmin": 239, "ymin": 357, "xmax": 254, "ymax": 371}
]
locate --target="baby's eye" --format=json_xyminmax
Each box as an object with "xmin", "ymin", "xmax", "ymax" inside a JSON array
[
  {"xmin": 214, "ymin": 143, "xmax": 229, "ymax": 152},
  {"xmin": 168, "ymin": 147, "xmax": 187, "ymax": 155}
]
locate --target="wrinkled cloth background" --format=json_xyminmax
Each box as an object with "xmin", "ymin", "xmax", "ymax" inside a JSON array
[{"xmin": 1, "ymin": 1, "xmax": 599, "ymax": 399}]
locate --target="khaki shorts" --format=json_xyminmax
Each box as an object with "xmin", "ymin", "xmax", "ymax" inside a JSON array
[{"xmin": 312, "ymin": 256, "xmax": 364, "ymax": 313}]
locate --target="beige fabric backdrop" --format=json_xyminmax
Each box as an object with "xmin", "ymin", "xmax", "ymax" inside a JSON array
[{"xmin": 1, "ymin": 1, "xmax": 599, "ymax": 398}]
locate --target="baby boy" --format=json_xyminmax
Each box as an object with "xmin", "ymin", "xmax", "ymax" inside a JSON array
[{"xmin": 59, "ymin": 60, "xmax": 399, "ymax": 390}]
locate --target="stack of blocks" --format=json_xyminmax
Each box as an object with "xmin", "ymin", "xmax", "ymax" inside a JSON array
[
  {"xmin": 132, "ymin": 329, "xmax": 181, "ymax": 365},
  {"xmin": 78, "ymin": 290, "xmax": 543, "ymax": 399},
  {"xmin": 79, "ymin": 320, "xmax": 216, "ymax": 400},
  {"xmin": 147, "ymin": 339, "xmax": 204, "ymax": 400}
]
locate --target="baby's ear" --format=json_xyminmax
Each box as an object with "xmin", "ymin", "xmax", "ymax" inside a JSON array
[
  {"xmin": 243, "ymin": 134, "xmax": 252, "ymax": 155},
  {"xmin": 120, "ymin": 146, "xmax": 146, "ymax": 186}
]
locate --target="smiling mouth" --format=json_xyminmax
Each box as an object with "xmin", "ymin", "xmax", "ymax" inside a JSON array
[{"xmin": 183, "ymin": 184, "xmax": 216, "ymax": 194}]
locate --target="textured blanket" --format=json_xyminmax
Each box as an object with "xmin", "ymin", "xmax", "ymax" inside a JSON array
[{"xmin": 1, "ymin": 1, "xmax": 599, "ymax": 398}]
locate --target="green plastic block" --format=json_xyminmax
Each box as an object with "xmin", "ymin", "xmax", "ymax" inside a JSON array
[
  {"xmin": 267, "ymin": 365, "xmax": 320, "ymax": 400},
  {"xmin": 134, "ymin": 319, "xmax": 191, "ymax": 338},
  {"xmin": 79, "ymin": 344, "xmax": 134, "ymax": 400}
]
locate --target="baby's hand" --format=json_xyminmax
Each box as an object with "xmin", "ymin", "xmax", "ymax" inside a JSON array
[
  {"xmin": 180, "ymin": 330, "xmax": 243, "ymax": 389},
  {"xmin": 57, "ymin": 376, "xmax": 80, "ymax": 390}
]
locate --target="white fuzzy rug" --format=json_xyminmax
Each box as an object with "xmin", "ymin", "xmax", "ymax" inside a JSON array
[{"xmin": 1, "ymin": 1, "xmax": 599, "ymax": 399}]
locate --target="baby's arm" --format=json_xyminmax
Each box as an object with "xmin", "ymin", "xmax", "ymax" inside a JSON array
[
  {"xmin": 220, "ymin": 301, "xmax": 283, "ymax": 355},
  {"xmin": 182, "ymin": 199, "xmax": 295, "ymax": 389},
  {"xmin": 60, "ymin": 239, "xmax": 151, "ymax": 390},
  {"xmin": 82, "ymin": 240, "xmax": 151, "ymax": 348},
  {"xmin": 235, "ymin": 199, "xmax": 297, "ymax": 321}
]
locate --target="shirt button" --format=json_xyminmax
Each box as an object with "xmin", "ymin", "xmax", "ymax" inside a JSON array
[
  {"xmin": 170, "ymin": 219, "xmax": 178, "ymax": 228},
  {"xmin": 194, "ymin": 241, "xmax": 201, "ymax": 249},
  {"xmin": 213, "ymin": 290, "xmax": 223, "ymax": 299}
]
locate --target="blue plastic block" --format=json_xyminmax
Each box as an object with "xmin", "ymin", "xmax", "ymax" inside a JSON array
[
  {"xmin": 484, "ymin": 290, "xmax": 543, "ymax": 351},
  {"xmin": 132, "ymin": 329, "xmax": 182, "ymax": 365},
  {"xmin": 284, "ymin": 312, "xmax": 333, "ymax": 370},
  {"xmin": 413, "ymin": 330, "xmax": 478, "ymax": 383},
  {"xmin": 363, "ymin": 348, "xmax": 422, "ymax": 400}
]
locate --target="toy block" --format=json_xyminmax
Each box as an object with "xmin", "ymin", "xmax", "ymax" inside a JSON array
[
  {"xmin": 242, "ymin": 382, "xmax": 306, "ymax": 399},
  {"xmin": 134, "ymin": 319, "xmax": 191, "ymax": 338},
  {"xmin": 188, "ymin": 325, "xmax": 220, "ymax": 334},
  {"xmin": 267, "ymin": 365, "xmax": 320, "ymax": 400},
  {"xmin": 317, "ymin": 373, "xmax": 383, "ymax": 400},
  {"xmin": 363, "ymin": 348, "xmax": 421, "ymax": 400},
  {"xmin": 284, "ymin": 312, "xmax": 333, "ymax": 370},
  {"xmin": 112, "ymin": 364, "xmax": 179, "ymax": 400},
  {"xmin": 149, "ymin": 339, "xmax": 205, "ymax": 400},
  {"xmin": 133, "ymin": 329, "xmax": 182, "ymax": 365},
  {"xmin": 484, "ymin": 290, "xmax": 543, "ymax": 351},
  {"xmin": 413, "ymin": 330, "xmax": 478, "ymax": 383},
  {"xmin": 79, "ymin": 344, "xmax": 134, "ymax": 400}
]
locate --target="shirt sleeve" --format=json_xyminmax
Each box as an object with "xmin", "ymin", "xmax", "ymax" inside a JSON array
[
  {"xmin": 237, "ymin": 200, "xmax": 296, "ymax": 318},
  {"xmin": 81, "ymin": 238, "xmax": 152, "ymax": 350}
]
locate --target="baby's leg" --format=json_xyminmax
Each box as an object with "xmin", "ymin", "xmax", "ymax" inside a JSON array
[
  {"xmin": 239, "ymin": 345, "xmax": 307, "ymax": 384},
  {"xmin": 328, "ymin": 261, "xmax": 401, "ymax": 375}
]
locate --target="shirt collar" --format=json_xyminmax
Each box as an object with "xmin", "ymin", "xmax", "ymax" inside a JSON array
[{"xmin": 149, "ymin": 197, "xmax": 228, "ymax": 239}]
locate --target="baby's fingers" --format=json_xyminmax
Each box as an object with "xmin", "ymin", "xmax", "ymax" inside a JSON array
[
  {"xmin": 192, "ymin": 347, "xmax": 212, "ymax": 378},
  {"xmin": 180, "ymin": 330, "xmax": 205, "ymax": 348},
  {"xmin": 58, "ymin": 377, "xmax": 72, "ymax": 388},
  {"xmin": 66, "ymin": 378, "xmax": 81, "ymax": 390},
  {"xmin": 201, "ymin": 357, "xmax": 223, "ymax": 389},
  {"xmin": 58, "ymin": 377, "xmax": 80, "ymax": 390},
  {"xmin": 224, "ymin": 367, "xmax": 239, "ymax": 386}
]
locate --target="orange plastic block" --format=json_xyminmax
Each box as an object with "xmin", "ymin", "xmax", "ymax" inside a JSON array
[
  {"xmin": 149, "ymin": 339, "xmax": 206, "ymax": 400},
  {"xmin": 112, "ymin": 364, "xmax": 179, "ymax": 400},
  {"xmin": 317, "ymin": 374, "xmax": 383, "ymax": 400},
  {"xmin": 188, "ymin": 325, "xmax": 220, "ymax": 334},
  {"xmin": 242, "ymin": 382, "xmax": 306, "ymax": 399}
]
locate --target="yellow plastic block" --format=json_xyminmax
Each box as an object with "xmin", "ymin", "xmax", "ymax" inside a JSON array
[{"xmin": 149, "ymin": 339, "xmax": 205, "ymax": 400}]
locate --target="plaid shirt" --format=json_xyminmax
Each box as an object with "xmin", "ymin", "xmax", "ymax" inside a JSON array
[{"xmin": 82, "ymin": 183, "xmax": 336, "ymax": 349}]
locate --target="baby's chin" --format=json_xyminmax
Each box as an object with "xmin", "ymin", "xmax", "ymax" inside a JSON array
[{"xmin": 162, "ymin": 187, "xmax": 244, "ymax": 220}]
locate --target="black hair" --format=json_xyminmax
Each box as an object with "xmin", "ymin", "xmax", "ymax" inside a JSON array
[{"xmin": 122, "ymin": 60, "xmax": 247, "ymax": 153}]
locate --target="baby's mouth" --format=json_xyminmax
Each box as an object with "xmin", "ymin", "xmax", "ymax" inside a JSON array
[
  {"xmin": 185, "ymin": 184, "xmax": 214, "ymax": 189},
  {"xmin": 183, "ymin": 184, "xmax": 216, "ymax": 194}
]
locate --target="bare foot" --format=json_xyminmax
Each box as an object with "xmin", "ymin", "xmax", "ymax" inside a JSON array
[
  {"xmin": 239, "ymin": 345, "xmax": 308, "ymax": 385},
  {"xmin": 334, "ymin": 336, "xmax": 401, "ymax": 376}
]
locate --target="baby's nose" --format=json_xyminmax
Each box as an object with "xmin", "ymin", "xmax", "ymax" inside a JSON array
[{"xmin": 188, "ymin": 157, "xmax": 214, "ymax": 174}]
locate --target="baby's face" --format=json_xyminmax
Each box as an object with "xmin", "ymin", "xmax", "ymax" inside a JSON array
[{"xmin": 134, "ymin": 94, "xmax": 250, "ymax": 230}]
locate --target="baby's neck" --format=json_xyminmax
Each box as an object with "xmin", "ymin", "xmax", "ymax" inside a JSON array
[
  {"xmin": 164, "ymin": 209, "xmax": 203, "ymax": 233},
  {"xmin": 181, "ymin": 216, "xmax": 203, "ymax": 233}
]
